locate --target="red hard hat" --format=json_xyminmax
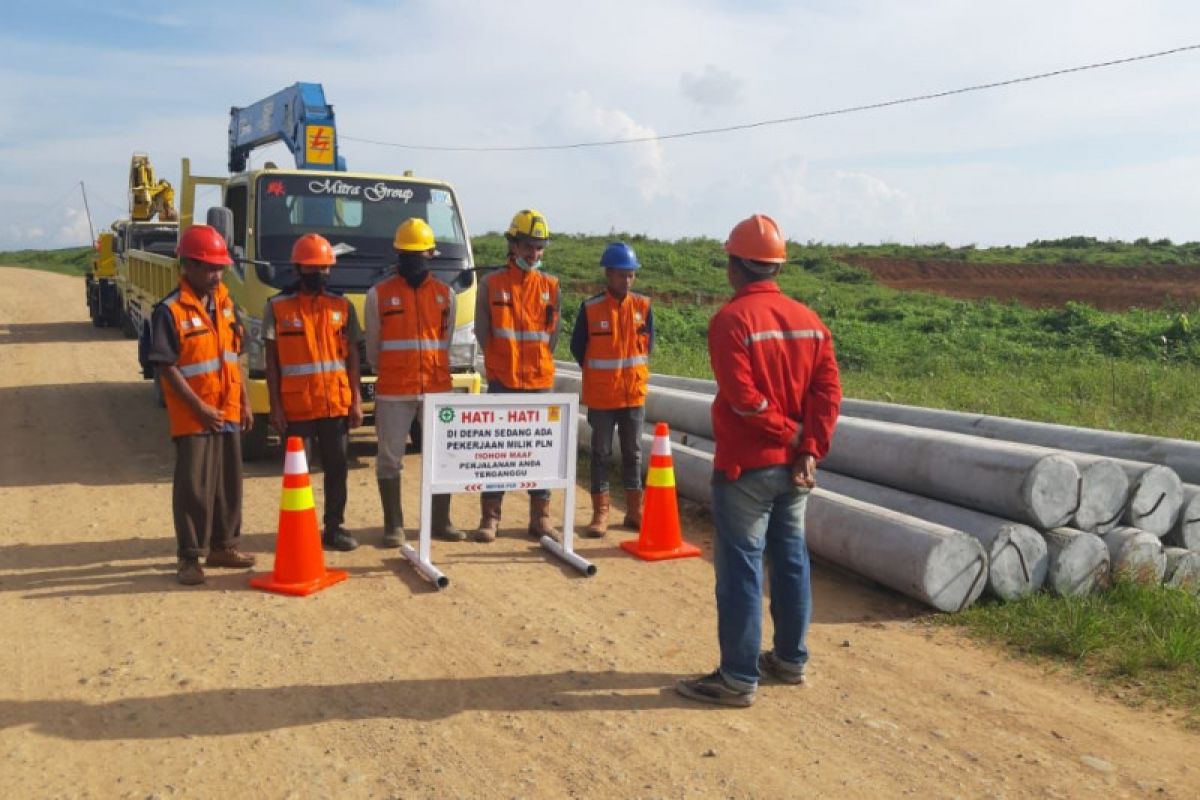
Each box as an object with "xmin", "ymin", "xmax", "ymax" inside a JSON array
[
  {"xmin": 177, "ymin": 225, "xmax": 233, "ymax": 266},
  {"xmin": 724, "ymin": 214, "xmax": 788, "ymax": 264},
  {"xmin": 291, "ymin": 233, "xmax": 336, "ymax": 267}
]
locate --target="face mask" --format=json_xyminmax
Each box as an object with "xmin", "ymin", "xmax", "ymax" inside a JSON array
[
  {"xmin": 299, "ymin": 272, "xmax": 328, "ymax": 292},
  {"xmin": 515, "ymin": 256, "xmax": 542, "ymax": 271},
  {"xmin": 397, "ymin": 256, "xmax": 429, "ymax": 288}
]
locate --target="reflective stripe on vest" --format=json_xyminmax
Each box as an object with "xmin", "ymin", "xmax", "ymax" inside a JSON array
[
  {"xmin": 279, "ymin": 359, "xmax": 346, "ymax": 377},
  {"xmin": 586, "ymin": 354, "xmax": 648, "ymax": 370},
  {"xmin": 744, "ymin": 329, "xmax": 825, "ymax": 346},
  {"xmin": 177, "ymin": 350, "xmax": 237, "ymax": 377},
  {"xmin": 380, "ymin": 339, "xmax": 450, "ymax": 351},
  {"xmin": 493, "ymin": 328, "xmax": 550, "ymax": 343}
]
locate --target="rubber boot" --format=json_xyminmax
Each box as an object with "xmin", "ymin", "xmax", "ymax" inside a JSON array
[
  {"xmin": 528, "ymin": 495, "xmax": 560, "ymax": 541},
  {"xmin": 623, "ymin": 488, "xmax": 643, "ymax": 530},
  {"xmin": 322, "ymin": 524, "xmax": 359, "ymax": 552},
  {"xmin": 476, "ymin": 496, "xmax": 502, "ymax": 543},
  {"xmin": 431, "ymin": 494, "xmax": 466, "ymax": 541},
  {"xmin": 378, "ymin": 477, "xmax": 404, "ymax": 548},
  {"xmin": 583, "ymin": 491, "xmax": 610, "ymax": 538}
]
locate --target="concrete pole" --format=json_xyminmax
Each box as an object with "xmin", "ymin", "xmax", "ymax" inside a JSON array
[
  {"xmin": 1100, "ymin": 527, "xmax": 1166, "ymax": 584},
  {"xmin": 1163, "ymin": 547, "xmax": 1200, "ymax": 591},
  {"xmin": 820, "ymin": 417, "xmax": 1080, "ymax": 530},
  {"xmin": 1163, "ymin": 484, "xmax": 1200, "ymax": 550},
  {"xmin": 1041, "ymin": 528, "xmax": 1110, "ymax": 598},
  {"xmin": 818, "ymin": 471, "xmax": 1046, "ymax": 601},
  {"xmin": 1067, "ymin": 455, "xmax": 1129, "ymax": 534},
  {"xmin": 1114, "ymin": 462, "xmax": 1183, "ymax": 537},
  {"xmin": 831, "ymin": 396, "xmax": 1200, "ymax": 486},
  {"xmin": 575, "ymin": 414, "xmax": 988, "ymax": 613}
]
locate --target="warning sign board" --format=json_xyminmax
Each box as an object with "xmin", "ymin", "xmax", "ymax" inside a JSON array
[{"xmin": 422, "ymin": 392, "xmax": 577, "ymax": 494}]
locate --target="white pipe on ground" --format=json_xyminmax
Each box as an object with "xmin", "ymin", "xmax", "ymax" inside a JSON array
[{"xmin": 1041, "ymin": 528, "xmax": 1111, "ymax": 598}]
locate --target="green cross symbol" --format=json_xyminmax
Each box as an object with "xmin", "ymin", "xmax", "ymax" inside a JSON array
[{"xmin": 439, "ymin": 407, "xmax": 455, "ymax": 423}]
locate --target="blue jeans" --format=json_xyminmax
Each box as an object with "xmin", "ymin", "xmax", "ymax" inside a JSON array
[{"xmin": 712, "ymin": 466, "xmax": 811, "ymax": 692}]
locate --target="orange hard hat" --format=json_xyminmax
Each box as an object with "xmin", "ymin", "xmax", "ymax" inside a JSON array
[
  {"xmin": 291, "ymin": 233, "xmax": 336, "ymax": 267},
  {"xmin": 176, "ymin": 224, "xmax": 233, "ymax": 266},
  {"xmin": 723, "ymin": 214, "xmax": 788, "ymax": 264}
]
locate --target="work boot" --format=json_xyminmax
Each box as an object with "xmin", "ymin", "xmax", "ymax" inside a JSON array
[
  {"xmin": 177, "ymin": 558, "xmax": 205, "ymax": 586},
  {"xmin": 205, "ymin": 547, "xmax": 256, "ymax": 569},
  {"xmin": 476, "ymin": 496, "xmax": 502, "ymax": 543},
  {"xmin": 431, "ymin": 494, "xmax": 467, "ymax": 542},
  {"xmin": 322, "ymin": 524, "xmax": 359, "ymax": 552},
  {"xmin": 378, "ymin": 477, "xmax": 405, "ymax": 548},
  {"xmin": 528, "ymin": 495, "xmax": 560, "ymax": 541},
  {"xmin": 583, "ymin": 491, "xmax": 610, "ymax": 538},
  {"xmin": 623, "ymin": 488, "xmax": 644, "ymax": 530}
]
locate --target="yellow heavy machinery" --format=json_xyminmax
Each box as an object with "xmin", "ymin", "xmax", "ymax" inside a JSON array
[
  {"xmin": 122, "ymin": 83, "xmax": 482, "ymax": 459},
  {"xmin": 129, "ymin": 153, "xmax": 178, "ymax": 222}
]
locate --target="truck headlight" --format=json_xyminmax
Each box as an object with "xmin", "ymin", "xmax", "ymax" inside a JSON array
[
  {"xmin": 449, "ymin": 321, "xmax": 477, "ymax": 370},
  {"xmin": 244, "ymin": 315, "xmax": 266, "ymax": 374}
]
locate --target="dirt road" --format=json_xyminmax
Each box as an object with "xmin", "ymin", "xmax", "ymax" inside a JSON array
[{"xmin": 2, "ymin": 267, "xmax": 1197, "ymax": 799}]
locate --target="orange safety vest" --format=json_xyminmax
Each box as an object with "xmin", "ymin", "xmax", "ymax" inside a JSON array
[
  {"xmin": 482, "ymin": 262, "xmax": 558, "ymax": 389},
  {"xmin": 375, "ymin": 274, "xmax": 453, "ymax": 396},
  {"xmin": 580, "ymin": 291, "xmax": 652, "ymax": 410},
  {"xmin": 159, "ymin": 280, "xmax": 243, "ymax": 437},
  {"xmin": 269, "ymin": 290, "xmax": 352, "ymax": 421}
]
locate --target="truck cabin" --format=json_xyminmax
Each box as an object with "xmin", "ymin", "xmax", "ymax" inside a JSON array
[{"xmin": 226, "ymin": 174, "xmax": 474, "ymax": 294}]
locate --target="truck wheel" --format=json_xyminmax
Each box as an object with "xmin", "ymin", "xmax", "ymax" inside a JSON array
[
  {"xmin": 242, "ymin": 413, "xmax": 274, "ymax": 461},
  {"xmin": 121, "ymin": 308, "xmax": 137, "ymax": 339}
]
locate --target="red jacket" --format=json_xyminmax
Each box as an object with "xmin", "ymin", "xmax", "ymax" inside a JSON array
[{"xmin": 708, "ymin": 281, "xmax": 841, "ymax": 480}]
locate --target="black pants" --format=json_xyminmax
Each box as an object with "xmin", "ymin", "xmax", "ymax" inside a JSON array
[
  {"xmin": 481, "ymin": 381, "xmax": 550, "ymax": 502},
  {"xmin": 285, "ymin": 417, "xmax": 349, "ymax": 528},
  {"xmin": 173, "ymin": 432, "xmax": 243, "ymax": 559}
]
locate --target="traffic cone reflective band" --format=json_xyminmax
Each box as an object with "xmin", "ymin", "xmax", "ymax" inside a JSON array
[
  {"xmin": 250, "ymin": 436, "xmax": 348, "ymax": 596},
  {"xmin": 620, "ymin": 422, "xmax": 702, "ymax": 561}
]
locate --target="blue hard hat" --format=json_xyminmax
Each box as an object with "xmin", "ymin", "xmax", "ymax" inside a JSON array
[{"xmin": 600, "ymin": 241, "xmax": 640, "ymax": 270}]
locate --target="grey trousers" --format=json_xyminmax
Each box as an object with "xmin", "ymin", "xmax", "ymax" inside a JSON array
[
  {"xmin": 587, "ymin": 406, "xmax": 645, "ymax": 493},
  {"xmin": 481, "ymin": 381, "xmax": 550, "ymax": 501},
  {"xmin": 173, "ymin": 432, "xmax": 243, "ymax": 560},
  {"xmin": 375, "ymin": 399, "xmax": 419, "ymax": 480}
]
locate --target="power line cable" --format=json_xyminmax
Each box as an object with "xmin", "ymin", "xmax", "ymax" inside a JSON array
[{"xmin": 342, "ymin": 43, "xmax": 1200, "ymax": 153}]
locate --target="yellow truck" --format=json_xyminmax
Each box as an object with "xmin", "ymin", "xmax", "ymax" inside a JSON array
[{"xmin": 119, "ymin": 82, "xmax": 480, "ymax": 455}]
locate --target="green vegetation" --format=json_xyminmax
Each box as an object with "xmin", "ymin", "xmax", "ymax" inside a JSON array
[
  {"xmin": 940, "ymin": 580, "xmax": 1200, "ymax": 724},
  {"xmin": 824, "ymin": 235, "xmax": 1200, "ymax": 267},
  {"xmin": 0, "ymin": 246, "xmax": 92, "ymax": 276},
  {"xmin": 475, "ymin": 233, "xmax": 1200, "ymax": 440}
]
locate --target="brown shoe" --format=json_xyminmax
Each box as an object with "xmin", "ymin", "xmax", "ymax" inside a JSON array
[
  {"xmin": 623, "ymin": 488, "xmax": 643, "ymax": 530},
  {"xmin": 205, "ymin": 547, "xmax": 256, "ymax": 569},
  {"xmin": 476, "ymin": 496, "xmax": 502, "ymax": 543},
  {"xmin": 528, "ymin": 495, "xmax": 560, "ymax": 541},
  {"xmin": 177, "ymin": 558, "xmax": 205, "ymax": 586},
  {"xmin": 583, "ymin": 491, "xmax": 610, "ymax": 538}
]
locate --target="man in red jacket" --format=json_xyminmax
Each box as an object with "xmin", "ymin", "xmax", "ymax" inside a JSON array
[{"xmin": 677, "ymin": 214, "xmax": 842, "ymax": 707}]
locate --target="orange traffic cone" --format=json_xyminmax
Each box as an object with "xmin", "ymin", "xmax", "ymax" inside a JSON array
[
  {"xmin": 621, "ymin": 422, "xmax": 702, "ymax": 561},
  {"xmin": 250, "ymin": 436, "xmax": 348, "ymax": 596}
]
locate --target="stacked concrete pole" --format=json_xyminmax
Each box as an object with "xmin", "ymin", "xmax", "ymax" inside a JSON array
[
  {"xmin": 1041, "ymin": 528, "xmax": 1111, "ymax": 598},
  {"xmin": 575, "ymin": 415, "xmax": 988, "ymax": 613},
  {"xmin": 1113, "ymin": 462, "xmax": 1184, "ymax": 536},
  {"xmin": 1100, "ymin": 527, "xmax": 1166, "ymax": 584},
  {"xmin": 1164, "ymin": 485, "xmax": 1200, "ymax": 550},
  {"xmin": 1067, "ymin": 456, "xmax": 1129, "ymax": 534},
  {"xmin": 1163, "ymin": 548, "xmax": 1200, "ymax": 591}
]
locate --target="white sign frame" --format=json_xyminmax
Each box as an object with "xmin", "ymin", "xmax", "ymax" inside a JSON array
[{"xmin": 400, "ymin": 392, "xmax": 594, "ymax": 588}]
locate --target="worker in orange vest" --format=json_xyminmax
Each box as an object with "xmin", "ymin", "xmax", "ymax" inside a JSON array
[
  {"xmin": 365, "ymin": 218, "xmax": 465, "ymax": 546},
  {"xmin": 569, "ymin": 241, "xmax": 654, "ymax": 537},
  {"xmin": 473, "ymin": 209, "xmax": 562, "ymax": 543},
  {"xmin": 263, "ymin": 233, "xmax": 364, "ymax": 552},
  {"xmin": 145, "ymin": 224, "xmax": 256, "ymax": 586}
]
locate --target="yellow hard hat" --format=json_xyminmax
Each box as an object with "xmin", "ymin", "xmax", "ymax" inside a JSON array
[
  {"xmin": 393, "ymin": 217, "xmax": 436, "ymax": 252},
  {"xmin": 505, "ymin": 209, "xmax": 550, "ymax": 243}
]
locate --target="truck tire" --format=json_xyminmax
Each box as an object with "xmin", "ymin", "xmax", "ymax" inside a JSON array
[
  {"xmin": 121, "ymin": 308, "xmax": 137, "ymax": 339},
  {"xmin": 242, "ymin": 413, "xmax": 274, "ymax": 461}
]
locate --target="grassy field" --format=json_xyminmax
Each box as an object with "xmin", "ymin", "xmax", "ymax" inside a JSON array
[
  {"xmin": 0, "ymin": 246, "xmax": 92, "ymax": 275},
  {"xmin": 940, "ymin": 580, "xmax": 1200, "ymax": 726}
]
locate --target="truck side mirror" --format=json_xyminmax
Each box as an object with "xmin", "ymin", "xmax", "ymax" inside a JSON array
[{"xmin": 456, "ymin": 270, "xmax": 475, "ymax": 291}]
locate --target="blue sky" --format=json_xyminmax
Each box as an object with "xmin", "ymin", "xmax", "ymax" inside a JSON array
[{"xmin": 3, "ymin": 0, "xmax": 1200, "ymax": 249}]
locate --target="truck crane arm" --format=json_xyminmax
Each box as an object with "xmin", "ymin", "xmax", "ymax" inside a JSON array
[{"xmin": 228, "ymin": 82, "xmax": 346, "ymax": 173}]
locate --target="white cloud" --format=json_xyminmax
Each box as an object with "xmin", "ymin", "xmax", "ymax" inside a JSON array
[
  {"xmin": 680, "ymin": 65, "xmax": 744, "ymax": 108},
  {"xmin": 558, "ymin": 91, "xmax": 671, "ymax": 203}
]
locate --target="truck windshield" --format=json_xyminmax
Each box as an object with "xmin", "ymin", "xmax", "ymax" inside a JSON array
[
  {"xmin": 129, "ymin": 224, "xmax": 178, "ymax": 256},
  {"xmin": 255, "ymin": 175, "xmax": 471, "ymax": 292}
]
